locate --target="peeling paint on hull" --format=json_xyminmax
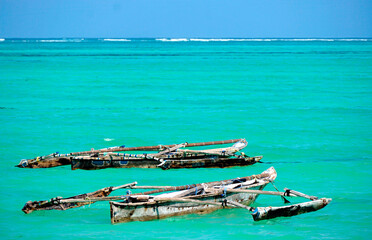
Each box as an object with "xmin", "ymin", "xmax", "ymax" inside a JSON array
[
  {"xmin": 110, "ymin": 185, "xmax": 266, "ymax": 224},
  {"xmin": 71, "ymin": 156, "xmax": 262, "ymax": 170},
  {"xmin": 16, "ymin": 157, "xmax": 71, "ymax": 168}
]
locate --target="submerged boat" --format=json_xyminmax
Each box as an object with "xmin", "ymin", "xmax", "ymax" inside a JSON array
[
  {"xmin": 16, "ymin": 139, "xmax": 262, "ymax": 170},
  {"xmin": 22, "ymin": 167, "xmax": 332, "ymax": 224}
]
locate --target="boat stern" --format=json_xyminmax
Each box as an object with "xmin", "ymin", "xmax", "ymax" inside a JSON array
[{"xmin": 260, "ymin": 166, "xmax": 277, "ymax": 182}]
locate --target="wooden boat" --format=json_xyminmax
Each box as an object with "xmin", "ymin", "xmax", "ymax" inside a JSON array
[
  {"xmin": 21, "ymin": 167, "xmax": 332, "ymax": 224},
  {"xmin": 72, "ymin": 155, "xmax": 262, "ymax": 170},
  {"xmin": 16, "ymin": 139, "xmax": 262, "ymax": 170},
  {"xmin": 71, "ymin": 139, "xmax": 261, "ymax": 170},
  {"xmin": 110, "ymin": 167, "xmax": 276, "ymax": 223}
]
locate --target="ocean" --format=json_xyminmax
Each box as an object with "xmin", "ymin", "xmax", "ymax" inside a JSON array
[{"xmin": 0, "ymin": 38, "xmax": 371, "ymax": 239}]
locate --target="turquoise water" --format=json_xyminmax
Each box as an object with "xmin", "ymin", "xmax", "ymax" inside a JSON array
[{"xmin": 0, "ymin": 39, "xmax": 371, "ymax": 239}]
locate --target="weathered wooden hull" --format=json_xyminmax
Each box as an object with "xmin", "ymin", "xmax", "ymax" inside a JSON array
[
  {"xmin": 17, "ymin": 139, "xmax": 255, "ymax": 169},
  {"xmin": 71, "ymin": 156, "xmax": 262, "ymax": 170},
  {"xmin": 16, "ymin": 156, "xmax": 71, "ymax": 168},
  {"xmin": 159, "ymin": 156, "xmax": 262, "ymax": 169},
  {"xmin": 110, "ymin": 167, "xmax": 277, "ymax": 223},
  {"xmin": 71, "ymin": 157, "xmax": 159, "ymax": 170},
  {"xmin": 251, "ymin": 198, "xmax": 332, "ymax": 221},
  {"xmin": 110, "ymin": 184, "xmax": 267, "ymax": 223},
  {"xmin": 22, "ymin": 187, "xmax": 113, "ymax": 214}
]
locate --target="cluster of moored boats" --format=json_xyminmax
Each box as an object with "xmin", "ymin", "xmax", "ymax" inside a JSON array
[{"xmin": 18, "ymin": 138, "xmax": 331, "ymax": 224}]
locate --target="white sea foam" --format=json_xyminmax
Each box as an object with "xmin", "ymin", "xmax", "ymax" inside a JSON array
[
  {"xmin": 38, "ymin": 40, "xmax": 67, "ymax": 42},
  {"xmin": 191, "ymin": 38, "xmax": 281, "ymax": 42},
  {"xmin": 270, "ymin": 39, "xmax": 369, "ymax": 42},
  {"xmin": 187, "ymin": 38, "xmax": 370, "ymax": 42},
  {"xmin": 285, "ymin": 39, "xmax": 334, "ymax": 41},
  {"xmin": 104, "ymin": 138, "xmax": 115, "ymax": 142},
  {"xmin": 4, "ymin": 38, "xmax": 370, "ymax": 43},
  {"xmin": 103, "ymin": 38, "xmax": 131, "ymax": 42},
  {"xmin": 156, "ymin": 38, "xmax": 189, "ymax": 42},
  {"xmin": 37, "ymin": 39, "xmax": 84, "ymax": 43},
  {"xmin": 244, "ymin": 39, "xmax": 273, "ymax": 41},
  {"xmin": 336, "ymin": 39, "xmax": 368, "ymax": 41},
  {"xmin": 190, "ymin": 38, "xmax": 253, "ymax": 42}
]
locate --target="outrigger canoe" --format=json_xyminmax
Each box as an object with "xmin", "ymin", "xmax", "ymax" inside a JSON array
[
  {"xmin": 22, "ymin": 167, "xmax": 331, "ymax": 224},
  {"xmin": 16, "ymin": 139, "xmax": 262, "ymax": 170}
]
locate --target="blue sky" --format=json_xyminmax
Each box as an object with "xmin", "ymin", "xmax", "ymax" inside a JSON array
[{"xmin": 0, "ymin": 0, "xmax": 371, "ymax": 38}]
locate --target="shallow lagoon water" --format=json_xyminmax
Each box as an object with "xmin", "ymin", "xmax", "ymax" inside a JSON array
[{"xmin": 0, "ymin": 39, "xmax": 371, "ymax": 239}]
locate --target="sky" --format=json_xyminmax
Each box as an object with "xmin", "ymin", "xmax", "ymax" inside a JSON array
[{"xmin": 0, "ymin": 0, "xmax": 371, "ymax": 38}]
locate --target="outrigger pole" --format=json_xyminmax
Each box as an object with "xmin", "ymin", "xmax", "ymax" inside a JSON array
[
  {"xmin": 16, "ymin": 139, "xmax": 245, "ymax": 168},
  {"xmin": 71, "ymin": 139, "xmax": 243, "ymax": 155},
  {"xmin": 22, "ymin": 167, "xmax": 270, "ymax": 214}
]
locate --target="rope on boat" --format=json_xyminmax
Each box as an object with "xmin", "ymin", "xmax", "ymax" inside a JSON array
[{"xmin": 270, "ymin": 180, "xmax": 290, "ymax": 203}]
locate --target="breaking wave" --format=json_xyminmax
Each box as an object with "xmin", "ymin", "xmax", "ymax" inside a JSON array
[
  {"xmin": 103, "ymin": 38, "xmax": 131, "ymax": 42},
  {"xmin": 2, "ymin": 38, "xmax": 370, "ymax": 43},
  {"xmin": 190, "ymin": 38, "xmax": 255, "ymax": 42},
  {"xmin": 156, "ymin": 38, "xmax": 189, "ymax": 42},
  {"xmin": 37, "ymin": 39, "xmax": 84, "ymax": 42},
  {"xmin": 190, "ymin": 38, "xmax": 370, "ymax": 42},
  {"xmin": 156, "ymin": 38, "xmax": 371, "ymax": 42}
]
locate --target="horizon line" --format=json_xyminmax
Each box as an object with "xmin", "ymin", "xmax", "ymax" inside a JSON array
[{"xmin": 1, "ymin": 37, "xmax": 371, "ymax": 39}]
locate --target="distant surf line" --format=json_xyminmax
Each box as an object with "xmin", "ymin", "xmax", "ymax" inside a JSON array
[
  {"xmin": 0, "ymin": 38, "xmax": 370, "ymax": 42},
  {"xmin": 155, "ymin": 38, "xmax": 370, "ymax": 42},
  {"xmin": 103, "ymin": 39, "xmax": 131, "ymax": 42}
]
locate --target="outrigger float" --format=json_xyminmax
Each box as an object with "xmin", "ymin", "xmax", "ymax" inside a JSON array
[
  {"xmin": 22, "ymin": 167, "xmax": 331, "ymax": 224},
  {"xmin": 16, "ymin": 139, "xmax": 262, "ymax": 170}
]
